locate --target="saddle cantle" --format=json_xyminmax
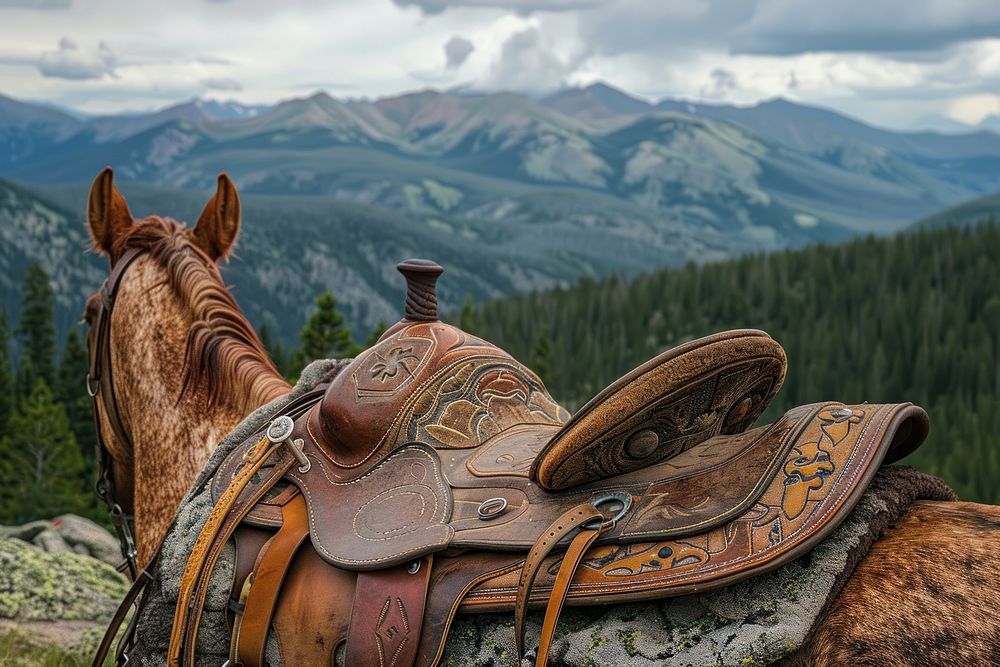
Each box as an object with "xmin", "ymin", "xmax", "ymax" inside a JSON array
[{"xmin": 171, "ymin": 259, "xmax": 929, "ymax": 667}]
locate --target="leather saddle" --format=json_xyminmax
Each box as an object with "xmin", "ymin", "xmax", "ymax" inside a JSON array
[{"xmin": 168, "ymin": 259, "xmax": 928, "ymax": 667}]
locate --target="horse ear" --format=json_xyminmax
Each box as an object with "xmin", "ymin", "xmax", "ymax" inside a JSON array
[
  {"xmin": 87, "ymin": 167, "xmax": 134, "ymax": 257},
  {"xmin": 194, "ymin": 173, "xmax": 241, "ymax": 261}
]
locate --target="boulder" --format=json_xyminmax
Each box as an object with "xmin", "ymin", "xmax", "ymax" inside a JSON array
[
  {"xmin": 53, "ymin": 514, "xmax": 123, "ymax": 567},
  {"xmin": 0, "ymin": 537, "xmax": 128, "ymax": 623}
]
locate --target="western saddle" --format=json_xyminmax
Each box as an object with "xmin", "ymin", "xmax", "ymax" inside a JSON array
[{"xmin": 155, "ymin": 259, "xmax": 926, "ymax": 666}]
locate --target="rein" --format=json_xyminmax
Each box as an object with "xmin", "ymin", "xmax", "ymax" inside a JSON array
[{"xmin": 87, "ymin": 246, "xmax": 144, "ymax": 581}]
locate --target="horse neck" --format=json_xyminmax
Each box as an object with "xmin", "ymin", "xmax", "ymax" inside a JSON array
[{"xmin": 109, "ymin": 256, "xmax": 290, "ymax": 563}]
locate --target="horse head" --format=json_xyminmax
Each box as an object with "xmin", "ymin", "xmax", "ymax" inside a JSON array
[{"xmin": 84, "ymin": 167, "xmax": 289, "ymax": 568}]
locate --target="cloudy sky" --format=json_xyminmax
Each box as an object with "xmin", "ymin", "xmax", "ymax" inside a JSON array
[{"xmin": 2, "ymin": 0, "xmax": 1000, "ymax": 130}]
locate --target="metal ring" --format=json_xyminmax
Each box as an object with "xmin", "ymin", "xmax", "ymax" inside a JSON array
[
  {"xmin": 477, "ymin": 497, "xmax": 508, "ymax": 520},
  {"xmin": 581, "ymin": 492, "xmax": 633, "ymax": 531},
  {"xmin": 407, "ymin": 559, "xmax": 421, "ymax": 575},
  {"xmin": 86, "ymin": 374, "xmax": 100, "ymax": 397}
]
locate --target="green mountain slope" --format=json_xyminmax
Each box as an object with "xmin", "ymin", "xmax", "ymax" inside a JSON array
[
  {"xmin": 466, "ymin": 222, "xmax": 1000, "ymax": 503},
  {"xmin": 4, "ymin": 86, "xmax": 999, "ymax": 254},
  {"xmin": 913, "ymin": 190, "xmax": 1000, "ymax": 229},
  {"xmin": 1, "ymin": 176, "xmax": 750, "ymax": 345}
]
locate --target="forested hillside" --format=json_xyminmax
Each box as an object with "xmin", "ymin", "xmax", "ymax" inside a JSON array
[{"xmin": 466, "ymin": 222, "xmax": 1000, "ymax": 503}]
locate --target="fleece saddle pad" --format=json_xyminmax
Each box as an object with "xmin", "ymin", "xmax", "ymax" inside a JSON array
[{"xmin": 120, "ymin": 260, "xmax": 941, "ymax": 667}]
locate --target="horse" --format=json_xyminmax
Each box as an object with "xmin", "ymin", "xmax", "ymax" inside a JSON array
[
  {"xmin": 85, "ymin": 172, "xmax": 1000, "ymax": 666},
  {"xmin": 84, "ymin": 167, "xmax": 290, "ymax": 568}
]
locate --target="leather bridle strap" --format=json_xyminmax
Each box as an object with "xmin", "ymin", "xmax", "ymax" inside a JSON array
[
  {"xmin": 89, "ymin": 246, "xmax": 144, "ymax": 457},
  {"xmin": 88, "ymin": 246, "xmax": 145, "ymax": 580}
]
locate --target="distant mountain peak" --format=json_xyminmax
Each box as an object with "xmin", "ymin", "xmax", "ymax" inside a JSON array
[{"xmin": 541, "ymin": 80, "xmax": 652, "ymax": 121}]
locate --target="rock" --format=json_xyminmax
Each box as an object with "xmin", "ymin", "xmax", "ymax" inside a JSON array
[
  {"xmin": 53, "ymin": 514, "xmax": 122, "ymax": 567},
  {"xmin": 31, "ymin": 528, "xmax": 70, "ymax": 554},
  {"xmin": 0, "ymin": 514, "xmax": 124, "ymax": 568},
  {"xmin": 0, "ymin": 520, "xmax": 51, "ymax": 542},
  {"xmin": 0, "ymin": 537, "xmax": 128, "ymax": 623}
]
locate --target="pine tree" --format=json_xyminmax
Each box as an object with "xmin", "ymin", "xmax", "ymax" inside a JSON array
[
  {"xmin": 293, "ymin": 290, "xmax": 357, "ymax": 374},
  {"xmin": 459, "ymin": 294, "xmax": 475, "ymax": 333},
  {"xmin": 364, "ymin": 320, "xmax": 388, "ymax": 349},
  {"xmin": 258, "ymin": 321, "xmax": 291, "ymax": 377},
  {"xmin": 0, "ymin": 381, "xmax": 91, "ymax": 523},
  {"xmin": 15, "ymin": 263, "xmax": 57, "ymax": 395},
  {"xmin": 56, "ymin": 328, "xmax": 95, "ymax": 475},
  {"xmin": 531, "ymin": 325, "xmax": 554, "ymax": 389},
  {"xmin": 0, "ymin": 308, "xmax": 12, "ymax": 437}
]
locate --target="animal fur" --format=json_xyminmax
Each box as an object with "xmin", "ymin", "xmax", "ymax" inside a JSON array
[{"xmin": 788, "ymin": 500, "xmax": 1000, "ymax": 666}]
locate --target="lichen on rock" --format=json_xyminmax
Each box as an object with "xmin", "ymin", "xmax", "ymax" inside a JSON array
[{"xmin": 0, "ymin": 538, "xmax": 128, "ymax": 623}]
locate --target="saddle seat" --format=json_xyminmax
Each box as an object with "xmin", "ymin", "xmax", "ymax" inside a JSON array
[{"xmin": 173, "ymin": 260, "xmax": 929, "ymax": 667}]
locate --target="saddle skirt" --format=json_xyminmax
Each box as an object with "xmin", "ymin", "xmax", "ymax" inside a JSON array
[{"xmin": 173, "ymin": 259, "xmax": 928, "ymax": 667}]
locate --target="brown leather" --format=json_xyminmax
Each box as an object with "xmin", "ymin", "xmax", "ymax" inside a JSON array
[
  {"xmin": 89, "ymin": 246, "xmax": 145, "ymax": 464},
  {"xmin": 534, "ymin": 526, "xmax": 603, "ymax": 667},
  {"xmin": 237, "ymin": 494, "xmax": 310, "ymax": 667},
  {"xmin": 88, "ymin": 246, "xmax": 145, "ymax": 582},
  {"xmin": 228, "ymin": 526, "xmax": 272, "ymax": 629},
  {"xmin": 168, "ymin": 438, "xmax": 292, "ymax": 666},
  {"xmin": 514, "ymin": 504, "xmax": 603, "ymax": 659},
  {"xmin": 345, "ymin": 556, "xmax": 433, "ymax": 667},
  {"xmin": 271, "ymin": 397, "xmax": 804, "ymax": 571},
  {"xmin": 271, "ymin": 547, "xmax": 357, "ymax": 665}
]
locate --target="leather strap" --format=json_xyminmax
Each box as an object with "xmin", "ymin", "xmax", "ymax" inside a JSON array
[
  {"xmin": 168, "ymin": 438, "xmax": 290, "ymax": 666},
  {"xmin": 89, "ymin": 247, "xmax": 144, "ymax": 461},
  {"xmin": 228, "ymin": 572, "xmax": 254, "ymax": 665},
  {"xmin": 534, "ymin": 527, "xmax": 602, "ymax": 666},
  {"xmin": 236, "ymin": 493, "xmax": 310, "ymax": 667},
  {"xmin": 91, "ymin": 558, "xmax": 155, "ymax": 667},
  {"xmin": 88, "ymin": 247, "xmax": 145, "ymax": 580},
  {"xmin": 181, "ymin": 454, "xmax": 294, "ymax": 667},
  {"xmin": 513, "ymin": 504, "xmax": 603, "ymax": 661},
  {"xmin": 344, "ymin": 556, "xmax": 433, "ymax": 667}
]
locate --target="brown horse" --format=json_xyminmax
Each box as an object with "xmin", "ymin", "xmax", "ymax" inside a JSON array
[
  {"xmin": 85, "ymin": 172, "xmax": 1000, "ymax": 665},
  {"xmin": 84, "ymin": 167, "xmax": 290, "ymax": 566}
]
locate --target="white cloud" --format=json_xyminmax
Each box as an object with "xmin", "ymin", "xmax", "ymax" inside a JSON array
[
  {"xmin": 947, "ymin": 94, "xmax": 1000, "ymax": 124},
  {"xmin": 0, "ymin": 0, "xmax": 71, "ymax": 8},
  {"xmin": 201, "ymin": 76, "xmax": 242, "ymax": 91},
  {"xmin": 38, "ymin": 37, "xmax": 116, "ymax": 80},
  {"xmin": 393, "ymin": 0, "xmax": 604, "ymax": 16},
  {"xmin": 478, "ymin": 26, "xmax": 574, "ymax": 93},
  {"xmin": 0, "ymin": 0, "xmax": 999, "ymax": 130}
]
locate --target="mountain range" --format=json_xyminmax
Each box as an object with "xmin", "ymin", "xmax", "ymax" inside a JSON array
[{"xmin": 2, "ymin": 82, "xmax": 1000, "ymax": 340}]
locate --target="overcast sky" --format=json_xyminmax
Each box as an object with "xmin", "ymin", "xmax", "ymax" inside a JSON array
[{"xmin": 2, "ymin": 0, "xmax": 1000, "ymax": 130}]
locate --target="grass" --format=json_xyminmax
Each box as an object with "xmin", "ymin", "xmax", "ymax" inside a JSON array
[{"xmin": 0, "ymin": 630, "xmax": 85, "ymax": 667}]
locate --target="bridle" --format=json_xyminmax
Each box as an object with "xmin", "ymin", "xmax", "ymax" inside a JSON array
[{"xmin": 87, "ymin": 246, "xmax": 144, "ymax": 581}]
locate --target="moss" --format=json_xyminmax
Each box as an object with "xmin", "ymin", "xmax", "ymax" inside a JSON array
[
  {"xmin": 0, "ymin": 539, "xmax": 128, "ymax": 622},
  {"xmin": 782, "ymin": 581, "xmax": 800, "ymax": 601},
  {"xmin": 617, "ymin": 629, "xmax": 640, "ymax": 657},
  {"xmin": 588, "ymin": 627, "xmax": 608, "ymax": 650}
]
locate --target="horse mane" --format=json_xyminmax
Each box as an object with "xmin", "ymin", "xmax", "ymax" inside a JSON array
[{"xmin": 108, "ymin": 216, "xmax": 287, "ymax": 411}]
